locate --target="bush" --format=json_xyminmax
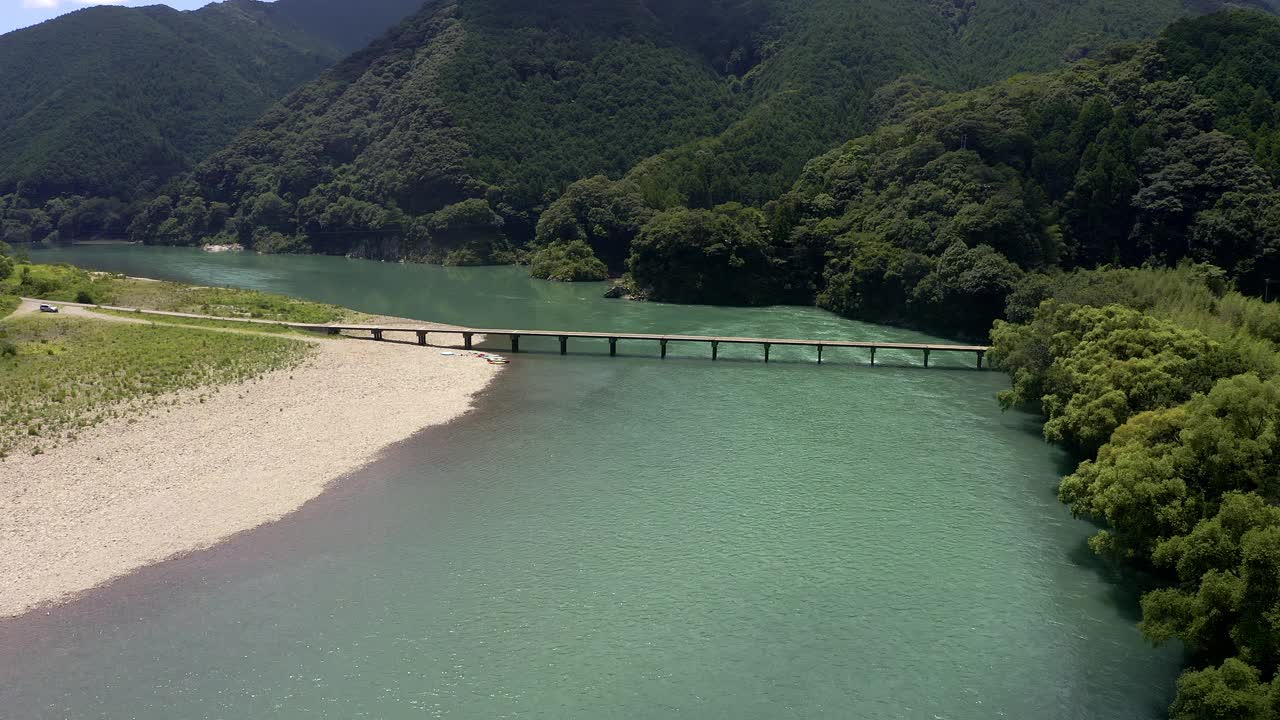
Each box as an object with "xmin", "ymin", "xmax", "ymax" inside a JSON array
[
  {"xmin": 529, "ymin": 240, "xmax": 609, "ymax": 282},
  {"xmin": 628, "ymin": 206, "xmax": 781, "ymax": 305},
  {"xmin": 534, "ymin": 176, "xmax": 653, "ymax": 273}
]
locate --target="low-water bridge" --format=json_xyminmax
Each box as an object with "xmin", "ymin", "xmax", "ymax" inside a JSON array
[{"xmin": 291, "ymin": 323, "xmax": 992, "ymax": 368}]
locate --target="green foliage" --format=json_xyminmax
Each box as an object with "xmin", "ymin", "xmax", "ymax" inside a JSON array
[
  {"xmin": 442, "ymin": 0, "xmax": 739, "ymax": 212},
  {"xmin": 1, "ymin": 192, "xmax": 130, "ymax": 244},
  {"xmin": 1143, "ymin": 492, "xmax": 1280, "ymax": 661},
  {"xmin": 625, "ymin": 0, "xmax": 1205, "ymax": 208},
  {"xmin": 141, "ymin": 0, "xmax": 1234, "ymax": 266},
  {"xmin": 1006, "ymin": 264, "xmax": 1280, "ymax": 360},
  {"xmin": 1160, "ymin": 10, "xmax": 1280, "ymax": 183},
  {"xmin": 529, "ymin": 240, "xmax": 609, "ymax": 282},
  {"xmin": 0, "ymin": 295, "xmax": 17, "ymax": 320},
  {"xmin": 0, "ymin": 4, "xmax": 342, "ymax": 204},
  {"xmin": 992, "ymin": 302, "xmax": 1246, "ymax": 453},
  {"xmin": 731, "ymin": 11, "xmax": 1280, "ymax": 334},
  {"xmin": 628, "ymin": 204, "xmax": 783, "ymax": 305},
  {"xmin": 1170, "ymin": 658, "xmax": 1279, "ymax": 720},
  {"xmin": 157, "ymin": 0, "xmax": 740, "ymax": 261},
  {"xmin": 534, "ymin": 176, "xmax": 654, "ymax": 272},
  {"xmin": 2, "ymin": 263, "xmax": 114, "ymax": 304},
  {"xmin": 416, "ymin": 199, "xmax": 509, "ymax": 265},
  {"xmin": 818, "ymin": 239, "xmax": 931, "ymax": 325},
  {"xmin": 1059, "ymin": 375, "xmax": 1280, "ymax": 560},
  {"xmin": 1, "ymin": 264, "xmax": 349, "ymax": 324},
  {"xmin": 106, "ymin": 283, "xmax": 348, "ymax": 324},
  {"xmin": 992, "ymin": 258, "xmax": 1280, "ymax": 716},
  {"xmin": 0, "ymin": 315, "xmax": 309, "ymax": 457}
]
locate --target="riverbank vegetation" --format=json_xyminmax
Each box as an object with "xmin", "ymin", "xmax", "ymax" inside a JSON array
[
  {"xmin": 992, "ymin": 263, "xmax": 1280, "ymax": 717},
  {"xmin": 0, "ymin": 238, "xmax": 17, "ymax": 316},
  {"xmin": 0, "ymin": 262, "xmax": 350, "ymax": 323},
  {"xmin": 0, "ymin": 315, "xmax": 310, "ymax": 459},
  {"xmin": 89, "ymin": 309, "xmax": 312, "ymax": 335}
]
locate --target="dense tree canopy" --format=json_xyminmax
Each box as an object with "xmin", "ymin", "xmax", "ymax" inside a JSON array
[
  {"xmin": 533, "ymin": 176, "xmax": 654, "ymax": 273},
  {"xmin": 628, "ymin": 205, "xmax": 783, "ymax": 305},
  {"xmin": 125, "ymin": 0, "xmax": 1247, "ymax": 269},
  {"xmin": 991, "ymin": 262, "xmax": 1280, "ymax": 718},
  {"xmin": 529, "ymin": 240, "xmax": 609, "ymax": 282},
  {"xmin": 0, "ymin": 2, "xmax": 342, "ymax": 203}
]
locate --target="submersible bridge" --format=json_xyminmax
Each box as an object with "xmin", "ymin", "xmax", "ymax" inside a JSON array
[
  {"xmin": 291, "ymin": 323, "xmax": 993, "ymax": 369},
  {"xmin": 19, "ymin": 297, "xmax": 993, "ymax": 368}
]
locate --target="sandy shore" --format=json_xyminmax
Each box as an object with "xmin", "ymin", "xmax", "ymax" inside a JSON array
[{"xmin": 0, "ymin": 312, "xmax": 501, "ymax": 618}]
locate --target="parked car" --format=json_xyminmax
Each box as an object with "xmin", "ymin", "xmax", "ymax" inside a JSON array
[{"xmin": 38, "ymin": 304, "xmax": 59, "ymax": 313}]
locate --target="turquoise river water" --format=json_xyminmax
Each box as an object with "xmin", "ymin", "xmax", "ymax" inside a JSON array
[{"xmin": 0, "ymin": 246, "xmax": 1182, "ymax": 719}]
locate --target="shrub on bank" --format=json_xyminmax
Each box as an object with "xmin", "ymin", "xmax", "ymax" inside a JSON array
[{"xmin": 529, "ymin": 240, "xmax": 609, "ymax": 282}]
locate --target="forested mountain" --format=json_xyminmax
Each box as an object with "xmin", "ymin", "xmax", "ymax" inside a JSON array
[
  {"xmin": 625, "ymin": 0, "xmax": 1224, "ymax": 209},
  {"xmin": 727, "ymin": 9, "xmax": 1280, "ymax": 335},
  {"xmin": 259, "ymin": 0, "xmax": 426, "ymax": 53},
  {"xmin": 532, "ymin": 9, "xmax": 1280, "ymax": 335},
  {"xmin": 131, "ymin": 0, "xmax": 1262, "ymax": 260},
  {"xmin": 0, "ymin": 0, "xmax": 423, "ymax": 206}
]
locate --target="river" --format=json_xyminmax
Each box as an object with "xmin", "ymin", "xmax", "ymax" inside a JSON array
[{"xmin": 0, "ymin": 245, "xmax": 1182, "ymax": 719}]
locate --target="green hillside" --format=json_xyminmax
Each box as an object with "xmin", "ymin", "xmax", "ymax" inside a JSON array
[
  {"xmin": 145, "ymin": 0, "xmax": 743, "ymax": 259},
  {"xmin": 139, "ymin": 0, "xmax": 1245, "ymax": 259},
  {"xmin": 624, "ymin": 0, "xmax": 1211, "ymax": 210},
  {"xmin": 0, "ymin": 0, "xmax": 425, "ymax": 206}
]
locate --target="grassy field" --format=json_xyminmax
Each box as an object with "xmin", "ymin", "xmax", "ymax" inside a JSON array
[
  {"xmin": 1, "ymin": 263, "xmax": 351, "ymax": 323},
  {"xmin": 0, "ymin": 314, "xmax": 311, "ymax": 458},
  {"xmin": 89, "ymin": 308, "xmax": 316, "ymax": 335},
  {"xmin": 0, "ymin": 294, "xmax": 17, "ymax": 319}
]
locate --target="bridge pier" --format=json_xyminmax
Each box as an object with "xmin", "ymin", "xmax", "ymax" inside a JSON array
[{"xmin": 300, "ymin": 323, "xmax": 990, "ymax": 369}]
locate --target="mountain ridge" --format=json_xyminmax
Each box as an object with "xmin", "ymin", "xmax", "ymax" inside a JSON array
[
  {"xmin": 0, "ymin": 0, "xmax": 424, "ymax": 204},
  {"xmin": 139, "ymin": 0, "xmax": 1265, "ymax": 259}
]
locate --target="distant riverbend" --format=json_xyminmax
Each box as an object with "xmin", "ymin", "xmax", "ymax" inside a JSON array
[{"xmin": 0, "ymin": 245, "xmax": 1184, "ymax": 720}]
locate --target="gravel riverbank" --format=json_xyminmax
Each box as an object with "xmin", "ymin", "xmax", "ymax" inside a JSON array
[{"xmin": 0, "ymin": 309, "xmax": 500, "ymax": 617}]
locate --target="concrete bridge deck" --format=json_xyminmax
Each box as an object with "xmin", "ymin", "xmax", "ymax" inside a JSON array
[
  {"xmin": 18, "ymin": 298, "xmax": 991, "ymax": 368},
  {"xmin": 289, "ymin": 323, "xmax": 992, "ymax": 368}
]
